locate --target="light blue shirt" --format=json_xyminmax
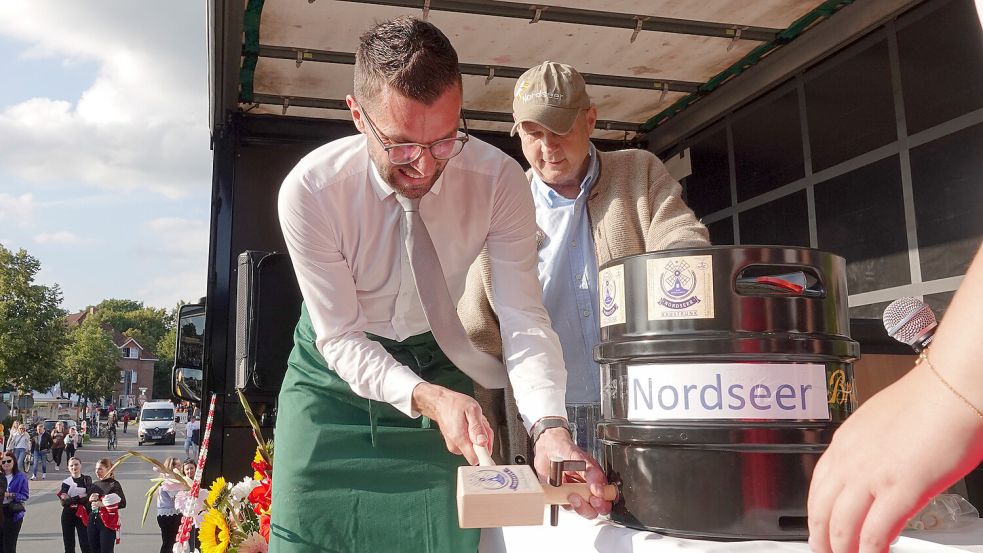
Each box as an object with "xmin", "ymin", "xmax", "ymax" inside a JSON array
[{"xmin": 530, "ymin": 145, "xmax": 601, "ymax": 405}]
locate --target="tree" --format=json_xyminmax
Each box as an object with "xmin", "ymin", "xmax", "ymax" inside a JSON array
[
  {"xmin": 63, "ymin": 318, "xmax": 121, "ymax": 402},
  {"xmin": 0, "ymin": 245, "xmax": 67, "ymax": 391},
  {"xmin": 153, "ymin": 325, "xmax": 178, "ymax": 399},
  {"xmin": 92, "ymin": 299, "xmax": 171, "ymax": 356}
]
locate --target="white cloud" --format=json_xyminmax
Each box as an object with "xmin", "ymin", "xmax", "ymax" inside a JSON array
[
  {"xmin": 0, "ymin": 193, "xmax": 35, "ymax": 226},
  {"xmin": 0, "ymin": 2, "xmax": 211, "ymax": 199},
  {"xmin": 33, "ymin": 231, "xmax": 88, "ymax": 245},
  {"xmin": 129, "ymin": 217, "xmax": 209, "ymax": 307},
  {"xmin": 136, "ymin": 269, "xmax": 207, "ymax": 310},
  {"xmin": 0, "ymin": 3, "xmax": 213, "ymax": 311},
  {"xmin": 144, "ymin": 217, "xmax": 210, "ymax": 261}
]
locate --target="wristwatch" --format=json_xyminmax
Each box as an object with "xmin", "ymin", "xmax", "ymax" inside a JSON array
[{"xmin": 529, "ymin": 417, "xmax": 571, "ymax": 446}]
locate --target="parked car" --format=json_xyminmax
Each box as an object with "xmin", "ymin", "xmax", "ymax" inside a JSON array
[{"xmin": 118, "ymin": 407, "xmax": 140, "ymax": 421}]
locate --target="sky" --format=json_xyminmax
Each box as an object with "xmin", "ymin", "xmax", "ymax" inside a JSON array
[{"xmin": 0, "ymin": 2, "xmax": 211, "ymax": 313}]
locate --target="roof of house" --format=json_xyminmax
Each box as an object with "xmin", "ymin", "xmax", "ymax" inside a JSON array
[
  {"xmin": 65, "ymin": 308, "xmax": 160, "ymax": 361},
  {"xmin": 118, "ymin": 336, "xmax": 160, "ymax": 361}
]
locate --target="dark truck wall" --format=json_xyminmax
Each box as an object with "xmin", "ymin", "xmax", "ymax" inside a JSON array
[
  {"xmin": 202, "ymin": 112, "xmax": 350, "ymax": 482},
  {"xmin": 653, "ymin": 0, "xmax": 983, "ymax": 510}
]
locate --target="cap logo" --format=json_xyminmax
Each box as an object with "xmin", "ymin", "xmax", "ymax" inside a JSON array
[
  {"xmin": 518, "ymin": 90, "xmax": 564, "ymax": 104},
  {"xmin": 514, "ymin": 80, "xmax": 531, "ymax": 99}
]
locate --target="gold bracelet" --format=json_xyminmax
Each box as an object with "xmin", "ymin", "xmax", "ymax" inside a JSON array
[{"xmin": 917, "ymin": 348, "xmax": 983, "ymax": 422}]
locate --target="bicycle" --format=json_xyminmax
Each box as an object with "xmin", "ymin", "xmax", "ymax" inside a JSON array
[{"xmin": 107, "ymin": 427, "xmax": 118, "ymax": 451}]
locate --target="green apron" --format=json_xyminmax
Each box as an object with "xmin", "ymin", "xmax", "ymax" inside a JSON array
[{"xmin": 270, "ymin": 304, "xmax": 480, "ymax": 553}]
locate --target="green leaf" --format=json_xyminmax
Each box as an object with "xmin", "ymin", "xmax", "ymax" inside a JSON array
[
  {"xmin": 142, "ymin": 480, "xmax": 163, "ymax": 527},
  {"xmin": 236, "ymin": 388, "xmax": 273, "ymax": 466}
]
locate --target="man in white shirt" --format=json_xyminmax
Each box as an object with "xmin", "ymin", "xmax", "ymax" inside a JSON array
[{"xmin": 270, "ymin": 16, "xmax": 610, "ymax": 553}]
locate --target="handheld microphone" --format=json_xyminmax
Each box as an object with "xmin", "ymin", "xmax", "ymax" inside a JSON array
[{"xmin": 882, "ymin": 297, "xmax": 937, "ymax": 353}]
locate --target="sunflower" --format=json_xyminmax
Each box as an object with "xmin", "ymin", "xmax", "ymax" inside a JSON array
[
  {"xmin": 199, "ymin": 508, "xmax": 231, "ymax": 553},
  {"xmin": 206, "ymin": 476, "xmax": 228, "ymax": 509}
]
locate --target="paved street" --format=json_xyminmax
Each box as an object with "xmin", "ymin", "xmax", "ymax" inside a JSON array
[{"xmin": 18, "ymin": 423, "xmax": 195, "ymax": 552}]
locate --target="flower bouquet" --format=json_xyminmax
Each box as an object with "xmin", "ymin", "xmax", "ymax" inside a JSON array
[
  {"xmin": 195, "ymin": 389, "xmax": 273, "ymax": 553},
  {"xmin": 120, "ymin": 390, "xmax": 273, "ymax": 553},
  {"xmin": 198, "ymin": 445, "xmax": 273, "ymax": 553}
]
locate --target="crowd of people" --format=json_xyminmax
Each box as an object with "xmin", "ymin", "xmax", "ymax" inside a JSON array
[
  {"xmin": 0, "ymin": 448, "xmax": 128, "ymax": 553},
  {"xmin": 0, "ymin": 408, "xmax": 201, "ymax": 553}
]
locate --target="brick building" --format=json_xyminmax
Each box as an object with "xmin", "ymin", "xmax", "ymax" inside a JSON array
[{"xmin": 66, "ymin": 308, "xmax": 159, "ymax": 407}]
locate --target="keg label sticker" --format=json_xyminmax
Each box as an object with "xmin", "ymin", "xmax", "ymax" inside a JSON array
[
  {"xmin": 599, "ymin": 264, "xmax": 626, "ymax": 327},
  {"xmin": 625, "ymin": 363, "xmax": 831, "ymax": 421},
  {"xmin": 646, "ymin": 255, "xmax": 714, "ymax": 320}
]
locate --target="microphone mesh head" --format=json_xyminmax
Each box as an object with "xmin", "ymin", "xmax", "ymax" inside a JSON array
[{"xmin": 882, "ymin": 297, "xmax": 937, "ymax": 345}]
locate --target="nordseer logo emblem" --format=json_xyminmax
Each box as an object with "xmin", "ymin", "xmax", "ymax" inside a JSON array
[
  {"xmin": 601, "ymin": 275, "xmax": 619, "ymax": 317},
  {"xmin": 659, "ymin": 259, "xmax": 701, "ymax": 310},
  {"xmin": 468, "ymin": 468, "xmax": 520, "ymax": 491}
]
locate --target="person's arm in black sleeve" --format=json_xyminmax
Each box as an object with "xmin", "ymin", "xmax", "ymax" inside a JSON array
[
  {"xmin": 79, "ymin": 478, "xmax": 94, "ymax": 511},
  {"xmin": 113, "ymin": 480, "xmax": 126, "ymax": 509},
  {"xmin": 59, "ymin": 482, "xmax": 71, "ymax": 507}
]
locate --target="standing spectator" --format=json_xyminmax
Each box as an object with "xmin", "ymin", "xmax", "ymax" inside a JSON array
[
  {"xmin": 30, "ymin": 424, "xmax": 51, "ymax": 481},
  {"xmin": 0, "ymin": 422, "xmax": 6, "ymax": 452},
  {"xmin": 121, "ymin": 414, "xmax": 129, "ymax": 434},
  {"xmin": 174, "ymin": 460, "xmax": 203, "ymax": 553},
  {"xmin": 65, "ymin": 427, "xmax": 79, "ymax": 461},
  {"xmin": 58, "ymin": 457, "xmax": 92, "ymax": 553},
  {"xmin": 51, "ymin": 421, "xmax": 67, "ymax": 471},
  {"xmin": 79, "ymin": 419, "xmax": 88, "ymax": 445},
  {"xmin": 107, "ymin": 413, "xmax": 117, "ymax": 435},
  {"xmin": 10, "ymin": 424, "xmax": 30, "ymax": 472},
  {"xmin": 183, "ymin": 416, "xmax": 199, "ymax": 461},
  {"xmin": 87, "ymin": 458, "xmax": 126, "ymax": 553},
  {"xmin": 155, "ymin": 457, "xmax": 183, "ymax": 553},
  {"xmin": 1, "ymin": 450, "xmax": 30, "ymax": 552}
]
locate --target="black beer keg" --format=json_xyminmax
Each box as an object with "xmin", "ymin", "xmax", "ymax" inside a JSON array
[{"xmin": 595, "ymin": 246, "xmax": 859, "ymax": 540}]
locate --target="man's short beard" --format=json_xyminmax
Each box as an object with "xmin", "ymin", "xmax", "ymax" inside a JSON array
[{"xmin": 369, "ymin": 148, "xmax": 444, "ymax": 199}]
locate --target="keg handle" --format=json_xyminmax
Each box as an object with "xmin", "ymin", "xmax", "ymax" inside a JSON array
[
  {"xmin": 548, "ymin": 457, "xmax": 588, "ymax": 526},
  {"xmin": 735, "ymin": 265, "xmax": 825, "ymax": 298}
]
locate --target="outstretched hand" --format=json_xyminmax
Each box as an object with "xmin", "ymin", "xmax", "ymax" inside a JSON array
[{"xmin": 807, "ymin": 363, "xmax": 983, "ymax": 553}]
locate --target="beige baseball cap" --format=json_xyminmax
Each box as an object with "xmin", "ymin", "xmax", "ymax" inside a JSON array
[{"xmin": 511, "ymin": 61, "xmax": 590, "ymax": 136}]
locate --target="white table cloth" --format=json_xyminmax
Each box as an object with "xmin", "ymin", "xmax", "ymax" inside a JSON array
[{"xmin": 479, "ymin": 510, "xmax": 983, "ymax": 553}]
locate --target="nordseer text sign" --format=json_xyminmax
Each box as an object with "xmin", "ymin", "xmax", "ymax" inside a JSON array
[{"xmin": 626, "ymin": 363, "xmax": 830, "ymax": 421}]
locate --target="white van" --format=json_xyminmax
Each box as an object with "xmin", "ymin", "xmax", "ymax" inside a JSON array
[{"xmin": 138, "ymin": 401, "xmax": 177, "ymax": 445}]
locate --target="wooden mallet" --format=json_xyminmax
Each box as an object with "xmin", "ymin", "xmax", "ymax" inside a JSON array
[{"xmin": 456, "ymin": 445, "xmax": 618, "ymax": 528}]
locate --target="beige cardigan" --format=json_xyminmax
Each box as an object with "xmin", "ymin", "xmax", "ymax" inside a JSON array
[{"xmin": 459, "ymin": 148, "xmax": 710, "ymax": 463}]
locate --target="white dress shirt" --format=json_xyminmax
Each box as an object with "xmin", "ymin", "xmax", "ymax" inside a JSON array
[{"xmin": 279, "ymin": 134, "xmax": 567, "ymax": 427}]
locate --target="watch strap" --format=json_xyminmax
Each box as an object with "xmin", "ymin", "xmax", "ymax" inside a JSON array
[{"xmin": 529, "ymin": 417, "xmax": 571, "ymax": 446}]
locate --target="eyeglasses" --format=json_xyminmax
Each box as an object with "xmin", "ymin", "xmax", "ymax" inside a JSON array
[
  {"xmin": 1, "ymin": 460, "xmax": 13, "ymax": 465},
  {"xmin": 356, "ymin": 100, "xmax": 469, "ymax": 165}
]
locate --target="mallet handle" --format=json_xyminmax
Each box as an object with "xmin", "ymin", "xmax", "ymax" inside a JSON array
[
  {"xmin": 542, "ymin": 483, "xmax": 618, "ymax": 505},
  {"xmin": 474, "ymin": 444, "xmax": 495, "ymax": 467}
]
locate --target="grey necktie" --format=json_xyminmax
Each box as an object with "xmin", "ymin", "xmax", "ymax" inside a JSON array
[{"xmin": 396, "ymin": 194, "xmax": 507, "ymax": 387}]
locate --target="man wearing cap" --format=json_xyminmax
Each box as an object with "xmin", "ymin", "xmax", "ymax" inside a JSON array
[{"xmin": 460, "ymin": 61, "xmax": 709, "ymax": 462}]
